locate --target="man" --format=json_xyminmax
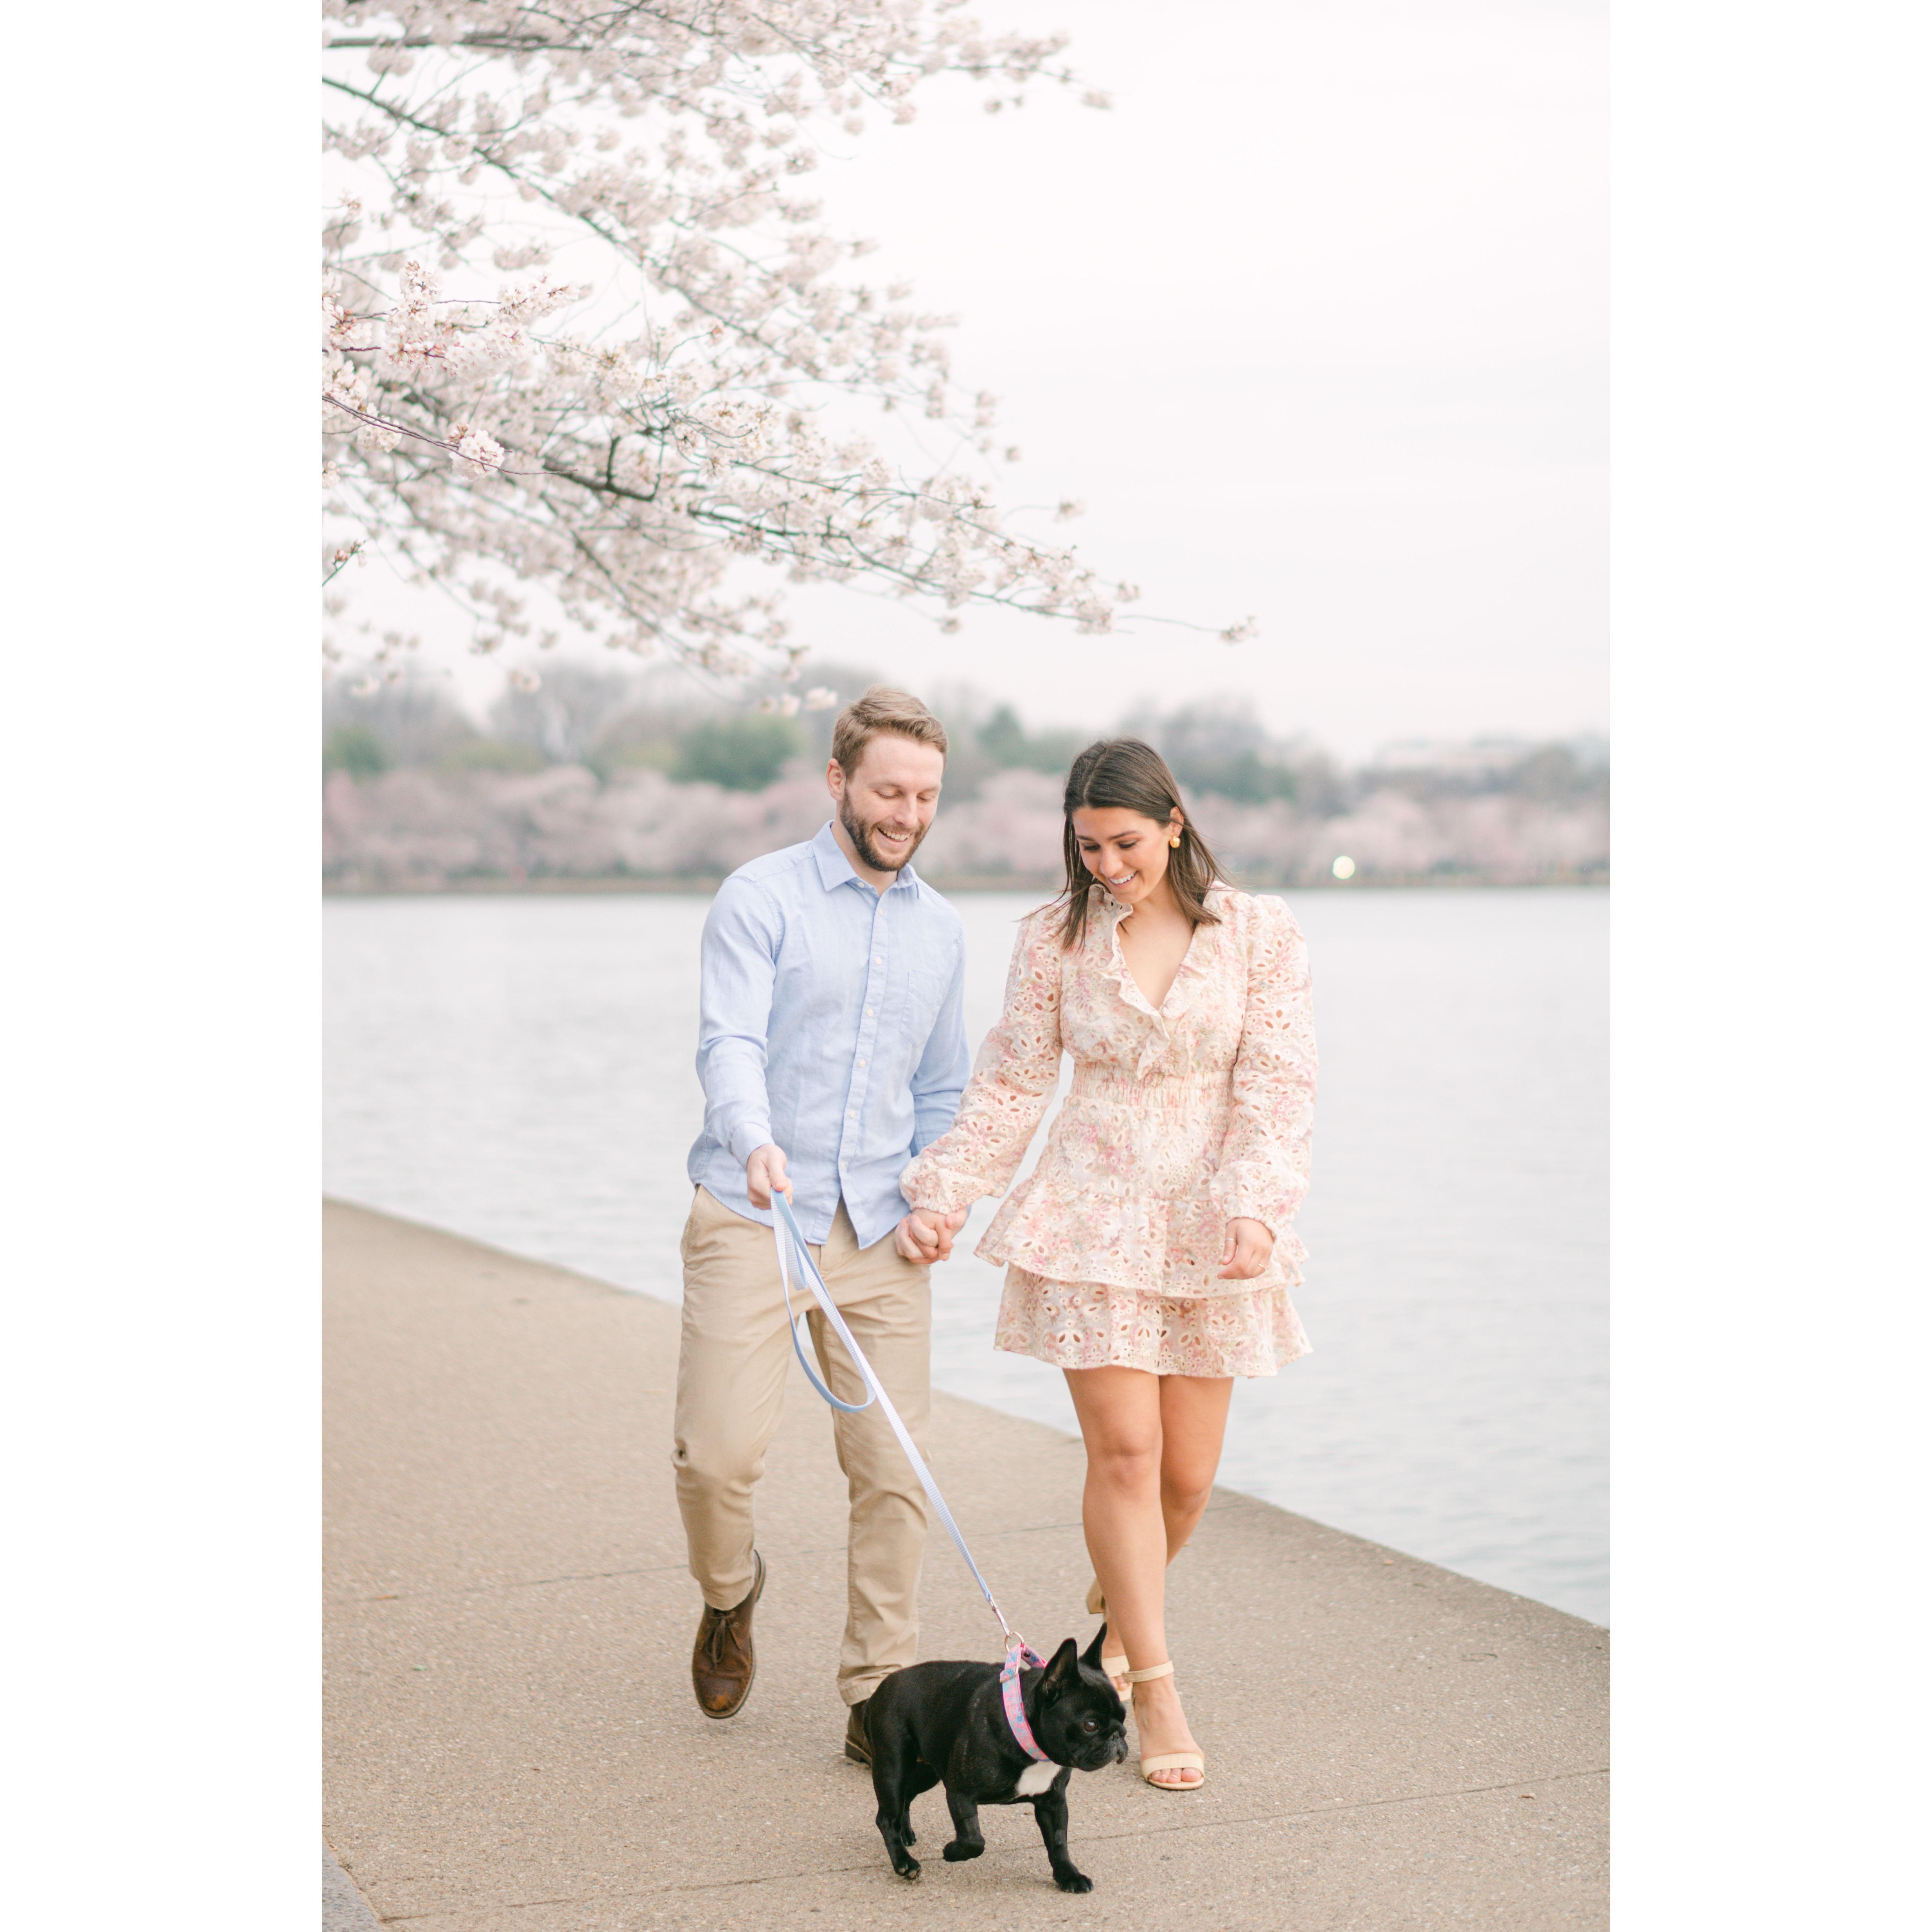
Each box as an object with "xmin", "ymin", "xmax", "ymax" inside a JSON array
[{"xmin": 673, "ymin": 685, "xmax": 972, "ymax": 1765}]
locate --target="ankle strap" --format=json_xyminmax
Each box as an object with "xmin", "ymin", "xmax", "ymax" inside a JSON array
[{"xmin": 1121, "ymin": 1661, "xmax": 1174, "ymax": 1684}]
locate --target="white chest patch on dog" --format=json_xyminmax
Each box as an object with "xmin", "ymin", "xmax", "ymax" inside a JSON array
[{"xmin": 1014, "ymin": 1760, "xmax": 1060, "ymax": 1797}]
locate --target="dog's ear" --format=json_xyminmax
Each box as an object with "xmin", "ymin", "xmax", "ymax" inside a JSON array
[
  {"xmin": 1081, "ymin": 1623, "xmax": 1109, "ymax": 1671},
  {"xmin": 1037, "ymin": 1637, "xmax": 1081, "ymax": 1704}
]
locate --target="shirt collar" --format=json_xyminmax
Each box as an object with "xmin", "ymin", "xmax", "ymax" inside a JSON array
[{"xmin": 811, "ymin": 820, "xmax": 922, "ymax": 896}]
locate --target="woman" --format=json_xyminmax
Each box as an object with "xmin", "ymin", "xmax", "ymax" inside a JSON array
[{"xmin": 900, "ymin": 739, "xmax": 1316, "ymax": 1792}]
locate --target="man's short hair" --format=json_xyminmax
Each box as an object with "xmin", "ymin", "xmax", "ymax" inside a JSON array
[{"xmin": 830, "ymin": 685, "xmax": 949, "ymax": 774}]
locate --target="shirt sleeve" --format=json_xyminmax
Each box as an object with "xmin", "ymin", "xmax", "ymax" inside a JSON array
[
  {"xmin": 1211, "ymin": 895, "xmax": 1318, "ymax": 1236},
  {"xmin": 901, "ymin": 909, "xmax": 1063, "ymax": 1215},
  {"xmin": 695, "ymin": 876, "xmax": 783, "ymax": 1166},
  {"xmin": 910, "ymin": 931, "xmax": 970, "ymax": 1157}
]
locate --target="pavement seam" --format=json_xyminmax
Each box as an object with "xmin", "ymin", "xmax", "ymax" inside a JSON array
[
  {"xmin": 361, "ymin": 1764, "xmax": 1610, "ymax": 1921},
  {"xmin": 1054, "ymin": 1763, "xmax": 1609, "ymax": 1847},
  {"xmin": 328, "ymin": 1529, "xmax": 1110, "ymax": 1609},
  {"xmin": 331, "ymin": 1508, "xmax": 1242, "ymax": 1608}
]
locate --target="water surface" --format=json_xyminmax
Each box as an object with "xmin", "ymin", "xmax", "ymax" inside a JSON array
[{"xmin": 324, "ymin": 887, "xmax": 1607, "ymax": 1623}]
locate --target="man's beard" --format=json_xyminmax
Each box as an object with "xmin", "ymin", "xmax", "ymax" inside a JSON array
[{"xmin": 841, "ymin": 798, "xmax": 928, "ymax": 874}]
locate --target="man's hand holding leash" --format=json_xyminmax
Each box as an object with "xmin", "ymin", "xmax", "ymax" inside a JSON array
[
  {"xmin": 745, "ymin": 1143, "xmax": 793, "ymax": 1209},
  {"xmin": 754, "ymin": 1143, "xmax": 959, "ymax": 1266}
]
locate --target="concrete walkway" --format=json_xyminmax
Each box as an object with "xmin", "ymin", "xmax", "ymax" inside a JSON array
[{"xmin": 324, "ymin": 1201, "xmax": 1607, "ymax": 1929}]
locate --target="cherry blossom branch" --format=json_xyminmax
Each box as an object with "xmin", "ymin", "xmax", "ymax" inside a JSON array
[{"xmin": 320, "ymin": 2, "xmax": 1235, "ymax": 685}]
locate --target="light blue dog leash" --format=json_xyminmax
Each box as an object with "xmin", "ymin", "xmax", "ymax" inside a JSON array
[{"xmin": 771, "ymin": 1192, "xmax": 1050, "ymax": 1747}]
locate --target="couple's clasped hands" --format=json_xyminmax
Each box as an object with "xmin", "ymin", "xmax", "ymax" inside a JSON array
[
  {"xmin": 744, "ymin": 1146, "xmax": 965, "ymax": 1267},
  {"xmin": 893, "ymin": 1204, "xmax": 970, "ymax": 1264},
  {"xmin": 749, "ymin": 1144, "xmax": 1272, "ymax": 1278}
]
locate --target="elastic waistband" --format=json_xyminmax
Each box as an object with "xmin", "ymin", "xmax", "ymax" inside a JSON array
[{"xmin": 1066, "ymin": 1067, "xmax": 1229, "ymax": 1107}]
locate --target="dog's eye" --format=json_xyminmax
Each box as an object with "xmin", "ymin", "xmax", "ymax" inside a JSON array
[{"xmin": 1082, "ymin": 1717, "xmax": 1097, "ymax": 1732}]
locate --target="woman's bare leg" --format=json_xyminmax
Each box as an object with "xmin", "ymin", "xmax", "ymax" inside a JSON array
[
  {"xmin": 1065, "ymin": 1368, "xmax": 1233, "ymax": 1786},
  {"xmin": 1159, "ymin": 1371, "xmax": 1233, "ymax": 1562},
  {"xmin": 1066, "ymin": 1366, "xmax": 1166, "ymax": 1664}
]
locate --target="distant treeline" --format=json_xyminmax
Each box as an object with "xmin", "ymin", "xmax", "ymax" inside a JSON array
[{"xmin": 323, "ymin": 663, "xmax": 1608, "ymax": 890}]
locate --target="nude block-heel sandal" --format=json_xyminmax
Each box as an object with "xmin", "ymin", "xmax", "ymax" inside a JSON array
[
  {"xmin": 1085, "ymin": 1578, "xmax": 1129, "ymax": 1689},
  {"xmin": 1120, "ymin": 1662, "xmax": 1206, "ymax": 1792}
]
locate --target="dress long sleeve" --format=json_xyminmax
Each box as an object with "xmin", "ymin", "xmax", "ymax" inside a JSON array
[
  {"xmin": 900, "ymin": 909, "xmax": 1063, "ymax": 1216},
  {"xmin": 1209, "ymin": 895, "xmax": 1318, "ymax": 1236}
]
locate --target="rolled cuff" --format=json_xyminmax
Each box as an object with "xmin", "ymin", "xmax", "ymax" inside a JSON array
[{"xmin": 725, "ymin": 1112, "xmax": 776, "ymax": 1167}]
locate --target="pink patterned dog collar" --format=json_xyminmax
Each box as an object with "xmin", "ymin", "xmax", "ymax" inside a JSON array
[{"xmin": 999, "ymin": 1635, "xmax": 1051, "ymax": 1761}]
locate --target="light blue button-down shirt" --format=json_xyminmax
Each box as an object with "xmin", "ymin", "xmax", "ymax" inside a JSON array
[{"xmin": 687, "ymin": 821, "xmax": 970, "ymax": 1249}]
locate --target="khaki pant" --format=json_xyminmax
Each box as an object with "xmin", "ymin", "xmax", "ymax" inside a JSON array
[{"xmin": 672, "ymin": 1186, "xmax": 931, "ymax": 1706}]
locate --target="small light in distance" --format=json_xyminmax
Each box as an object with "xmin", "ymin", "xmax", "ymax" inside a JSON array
[{"xmin": 1331, "ymin": 855, "xmax": 1356, "ymax": 880}]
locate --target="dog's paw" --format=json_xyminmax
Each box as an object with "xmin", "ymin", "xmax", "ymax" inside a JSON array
[
  {"xmin": 942, "ymin": 1839, "xmax": 984, "ymax": 1862},
  {"xmin": 891, "ymin": 1856, "xmax": 921, "ymax": 1882},
  {"xmin": 1053, "ymin": 1867, "xmax": 1095, "ymax": 1894},
  {"xmin": 902, "ymin": 1823, "xmax": 916, "ymax": 1846}
]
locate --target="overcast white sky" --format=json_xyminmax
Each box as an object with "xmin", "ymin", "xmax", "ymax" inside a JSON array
[{"xmin": 392, "ymin": 0, "xmax": 1608, "ymax": 760}]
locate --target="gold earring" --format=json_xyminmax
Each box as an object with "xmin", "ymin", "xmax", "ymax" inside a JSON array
[{"xmin": 1169, "ymin": 834, "xmax": 1181, "ymax": 848}]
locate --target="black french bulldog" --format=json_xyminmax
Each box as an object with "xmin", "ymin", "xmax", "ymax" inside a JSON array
[{"xmin": 864, "ymin": 1625, "xmax": 1127, "ymax": 1892}]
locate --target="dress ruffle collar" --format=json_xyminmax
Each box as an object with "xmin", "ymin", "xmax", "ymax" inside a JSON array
[{"xmin": 1091, "ymin": 884, "xmax": 1228, "ymax": 1071}]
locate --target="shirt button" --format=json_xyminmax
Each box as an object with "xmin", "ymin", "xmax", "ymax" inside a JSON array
[
  {"xmin": 865, "ymin": 1007, "xmax": 875, "ymax": 1017},
  {"xmin": 857, "ymin": 1058, "xmax": 866, "ymax": 1067},
  {"xmin": 848, "ymin": 1110, "xmax": 857, "ymax": 1120},
  {"xmin": 873, "ymin": 956, "xmax": 882, "ymax": 964}
]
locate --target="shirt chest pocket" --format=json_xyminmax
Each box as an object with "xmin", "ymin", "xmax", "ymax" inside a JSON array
[{"xmin": 898, "ymin": 950, "xmax": 956, "ymax": 1031}]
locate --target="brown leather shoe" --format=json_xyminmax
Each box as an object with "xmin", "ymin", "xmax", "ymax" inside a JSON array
[
  {"xmin": 691, "ymin": 1551, "xmax": 764, "ymax": 1719},
  {"xmin": 843, "ymin": 1696, "xmax": 872, "ymax": 1767}
]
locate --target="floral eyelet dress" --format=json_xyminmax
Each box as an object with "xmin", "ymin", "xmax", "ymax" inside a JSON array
[{"xmin": 900, "ymin": 884, "xmax": 1316, "ymax": 1378}]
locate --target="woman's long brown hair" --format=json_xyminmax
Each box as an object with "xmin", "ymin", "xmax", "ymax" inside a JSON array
[{"xmin": 1053, "ymin": 738, "xmax": 1227, "ymax": 949}]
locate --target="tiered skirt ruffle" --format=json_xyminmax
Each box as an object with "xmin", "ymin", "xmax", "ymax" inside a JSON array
[{"xmin": 993, "ymin": 1266, "xmax": 1312, "ymax": 1378}]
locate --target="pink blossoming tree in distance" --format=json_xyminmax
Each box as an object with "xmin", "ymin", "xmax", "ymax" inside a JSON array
[{"xmin": 322, "ymin": 2, "xmax": 1254, "ymax": 697}]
